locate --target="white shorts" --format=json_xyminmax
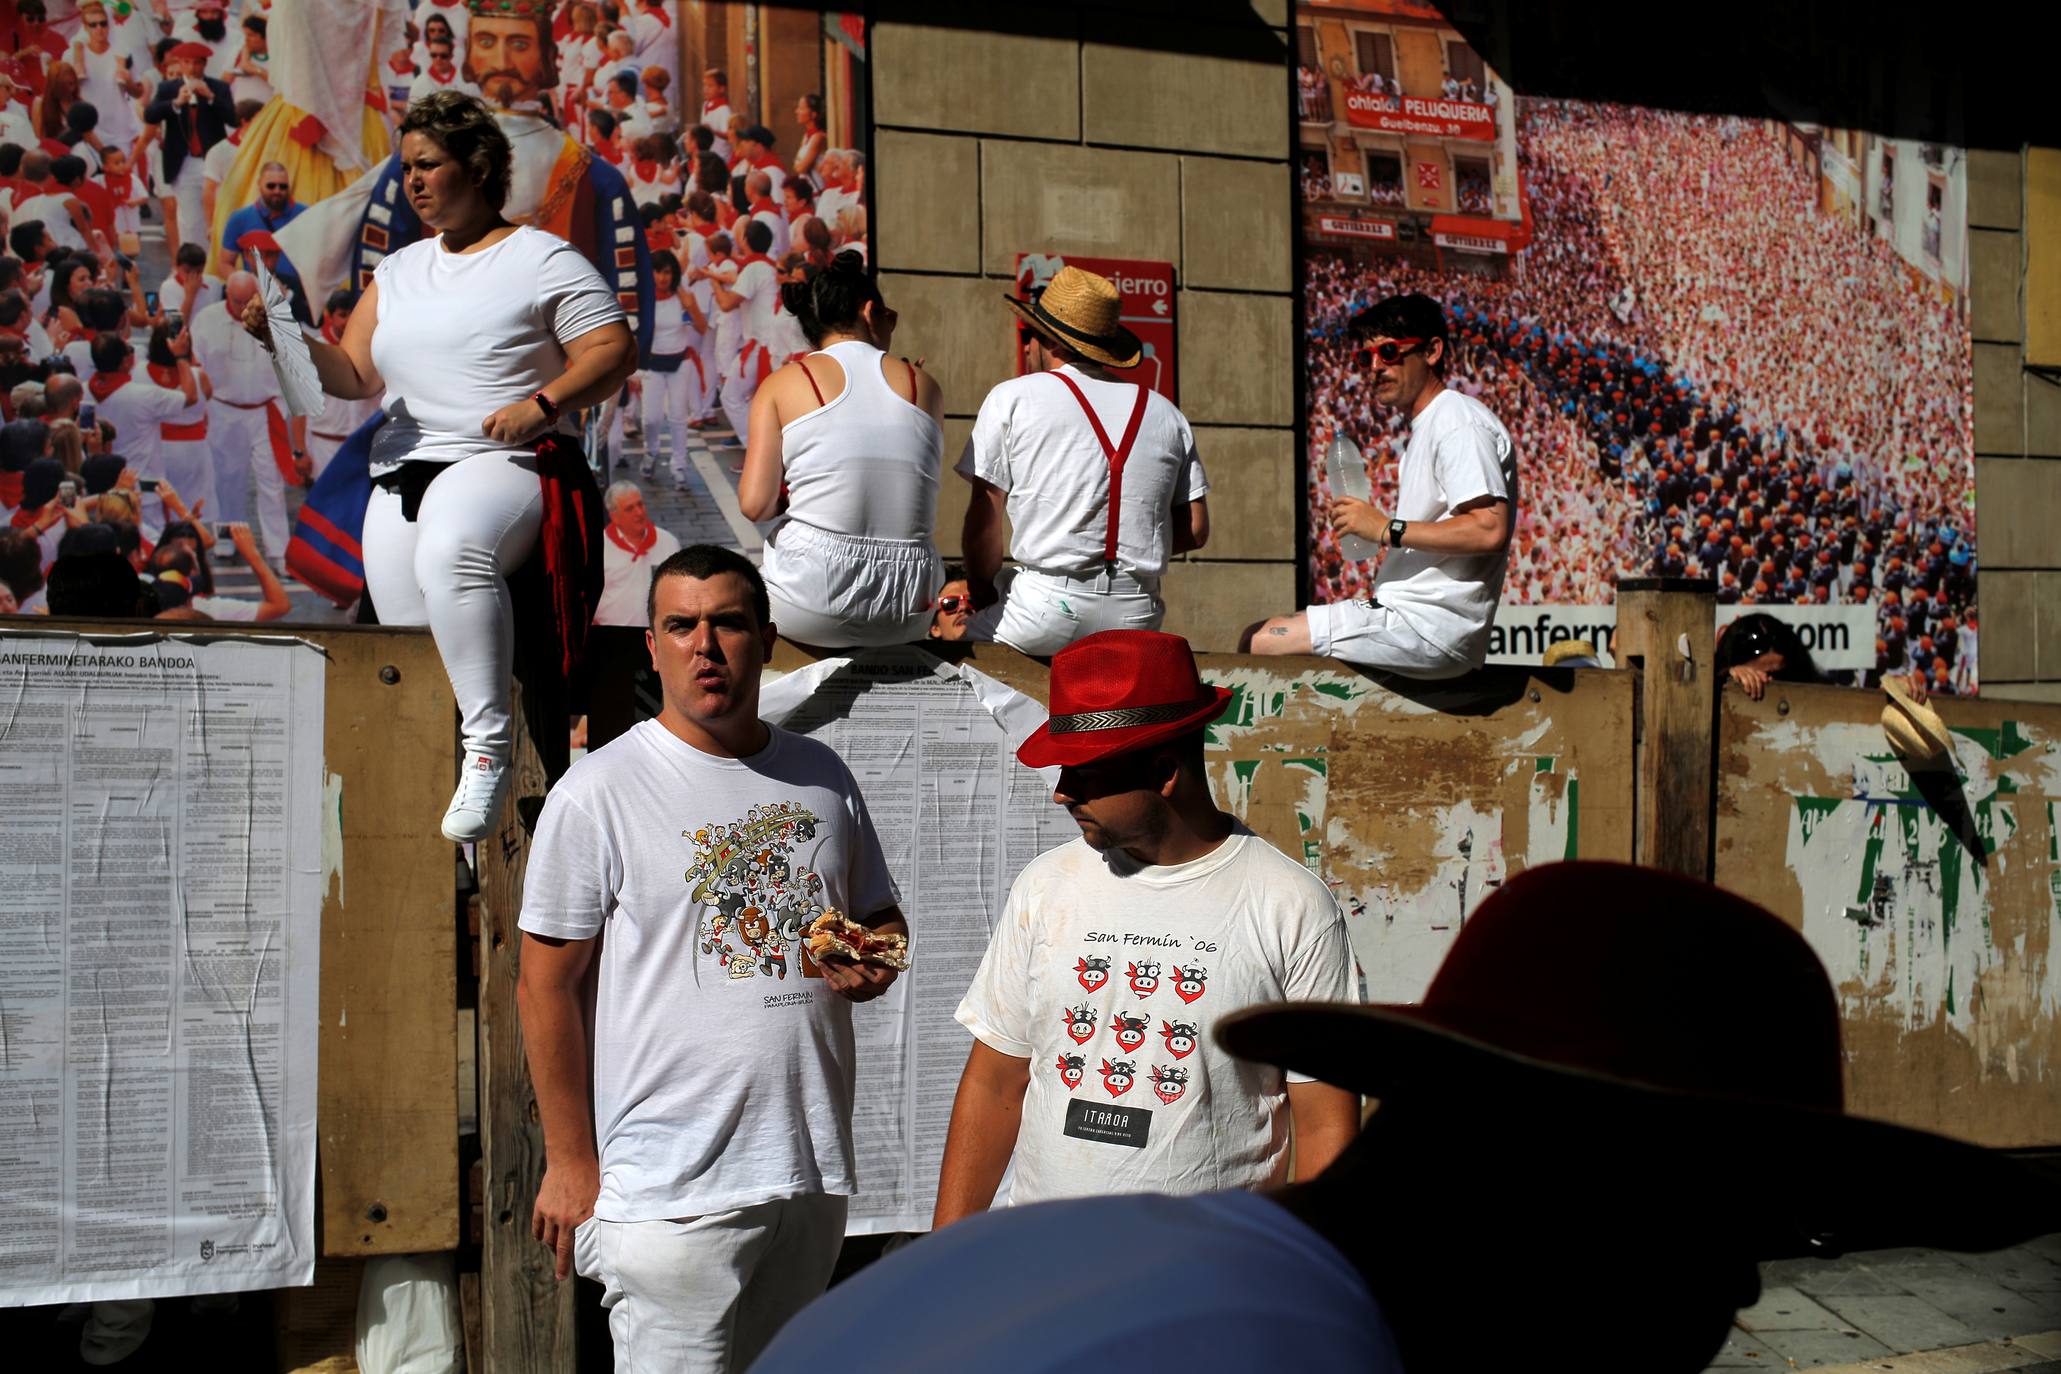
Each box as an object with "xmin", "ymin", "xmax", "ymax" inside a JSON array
[
  {"xmin": 967, "ymin": 565, "xmax": 1163, "ymax": 657},
  {"xmin": 574, "ymin": 1193, "xmax": 847, "ymax": 1374},
  {"xmin": 1306, "ymin": 598, "xmax": 1472, "ymax": 679},
  {"xmin": 761, "ymin": 518, "xmax": 942, "ymax": 649}
]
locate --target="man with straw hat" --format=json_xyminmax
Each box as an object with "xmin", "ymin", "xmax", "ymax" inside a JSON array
[
  {"xmin": 760, "ymin": 860, "xmax": 2061, "ymax": 1374},
  {"xmin": 955, "ymin": 264, "xmax": 1211, "ymax": 655},
  {"xmin": 932, "ymin": 629, "xmax": 1362, "ymax": 1228},
  {"xmin": 1242, "ymin": 292, "xmax": 1517, "ymax": 677}
]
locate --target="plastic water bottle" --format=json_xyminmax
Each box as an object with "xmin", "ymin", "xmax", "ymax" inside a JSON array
[{"xmin": 1324, "ymin": 434, "xmax": 1381, "ymax": 561}]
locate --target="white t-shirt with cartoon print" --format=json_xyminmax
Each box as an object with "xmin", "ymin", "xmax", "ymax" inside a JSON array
[
  {"xmin": 519, "ymin": 719, "xmax": 900, "ymax": 1221},
  {"xmin": 955, "ymin": 828, "xmax": 1357, "ymax": 1207}
]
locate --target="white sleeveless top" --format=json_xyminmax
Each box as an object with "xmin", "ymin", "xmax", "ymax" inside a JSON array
[{"xmin": 778, "ymin": 340, "xmax": 941, "ymax": 543}]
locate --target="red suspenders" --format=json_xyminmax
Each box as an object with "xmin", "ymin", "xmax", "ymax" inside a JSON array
[{"xmin": 1048, "ymin": 371, "xmax": 1150, "ymax": 566}]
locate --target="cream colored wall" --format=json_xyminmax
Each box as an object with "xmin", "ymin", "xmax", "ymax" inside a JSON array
[
  {"xmin": 869, "ymin": 3, "xmax": 1297, "ymax": 651},
  {"xmin": 1972, "ymin": 148, "xmax": 2061, "ymax": 702}
]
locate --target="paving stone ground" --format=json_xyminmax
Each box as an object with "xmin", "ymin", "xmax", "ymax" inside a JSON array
[{"xmin": 1710, "ymin": 1235, "xmax": 2061, "ymax": 1371}]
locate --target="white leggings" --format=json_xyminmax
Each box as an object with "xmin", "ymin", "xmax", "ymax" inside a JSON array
[
  {"xmin": 640, "ymin": 360, "xmax": 700, "ymax": 472},
  {"xmin": 362, "ymin": 451, "xmax": 543, "ymax": 760}
]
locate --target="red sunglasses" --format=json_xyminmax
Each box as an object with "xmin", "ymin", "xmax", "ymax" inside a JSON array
[{"xmin": 1353, "ymin": 336, "xmax": 1424, "ymax": 369}]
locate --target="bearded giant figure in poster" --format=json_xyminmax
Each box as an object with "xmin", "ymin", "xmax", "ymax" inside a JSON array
[{"xmin": 274, "ymin": 0, "xmax": 652, "ymax": 356}]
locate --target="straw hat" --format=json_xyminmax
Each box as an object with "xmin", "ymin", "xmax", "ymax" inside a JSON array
[
  {"xmin": 1881, "ymin": 675, "xmax": 1953, "ymax": 768},
  {"xmin": 1004, "ymin": 266, "xmax": 1142, "ymax": 370}
]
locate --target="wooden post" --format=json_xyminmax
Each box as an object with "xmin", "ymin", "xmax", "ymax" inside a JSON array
[
  {"xmin": 1615, "ymin": 577, "xmax": 1717, "ymax": 879},
  {"xmin": 474, "ymin": 678, "xmax": 577, "ymax": 1373}
]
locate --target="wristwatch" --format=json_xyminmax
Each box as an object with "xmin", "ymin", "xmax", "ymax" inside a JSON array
[{"xmin": 1387, "ymin": 518, "xmax": 1408, "ymax": 548}]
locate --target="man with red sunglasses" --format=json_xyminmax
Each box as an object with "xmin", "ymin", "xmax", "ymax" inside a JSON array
[{"xmin": 1242, "ymin": 293, "xmax": 1516, "ymax": 677}]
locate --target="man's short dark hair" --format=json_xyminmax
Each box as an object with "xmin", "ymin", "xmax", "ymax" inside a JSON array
[
  {"xmin": 647, "ymin": 543, "xmax": 770, "ymax": 628},
  {"xmin": 324, "ymin": 287, "xmax": 356, "ymax": 316},
  {"xmin": 741, "ymin": 219, "xmax": 772, "ymax": 254},
  {"xmin": 77, "ymin": 286, "xmax": 125, "ymax": 333},
  {"xmin": 589, "ymin": 109, "xmax": 616, "ymax": 140},
  {"xmin": 1349, "ymin": 292, "xmax": 1449, "ymax": 370},
  {"xmin": 49, "ymin": 154, "xmax": 87, "ymax": 186},
  {"xmin": 90, "ymin": 333, "xmax": 130, "ymax": 374},
  {"xmin": 174, "ymin": 242, "xmax": 207, "ymax": 271},
  {"xmin": 612, "ymin": 70, "xmax": 638, "ymax": 97},
  {"xmin": 0, "ymin": 143, "xmax": 24, "ymax": 177},
  {"xmin": 235, "ymin": 98, "xmax": 265, "ymax": 124},
  {"xmin": 8, "ymin": 221, "xmax": 45, "ymax": 260}
]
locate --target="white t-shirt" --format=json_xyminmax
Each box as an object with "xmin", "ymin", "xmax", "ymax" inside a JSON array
[
  {"xmin": 731, "ymin": 257, "xmax": 778, "ymax": 356},
  {"xmin": 91, "ymin": 371, "xmax": 192, "ymax": 479},
  {"xmin": 201, "ymin": 132, "xmax": 239, "ymax": 191},
  {"xmin": 189, "ymin": 298, "xmax": 278, "ymax": 405},
  {"xmin": 955, "ymin": 830, "xmax": 1357, "ymax": 1206},
  {"xmin": 956, "ymin": 364, "xmax": 1209, "ymax": 580},
  {"xmin": 158, "ymin": 271, "xmax": 226, "ymax": 317},
  {"xmin": 191, "ymin": 593, "xmax": 260, "ymax": 620},
  {"xmin": 518, "ymin": 719, "xmax": 900, "ymax": 1221},
  {"xmin": 406, "ymin": 65, "xmax": 479, "ymax": 107},
  {"xmin": 594, "ymin": 522, "xmax": 680, "ymax": 625},
  {"xmin": 368, "ymin": 225, "xmax": 624, "ymax": 468},
  {"xmin": 1370, "ymin": 387, "xmax": 1517, "ymax": 670}
]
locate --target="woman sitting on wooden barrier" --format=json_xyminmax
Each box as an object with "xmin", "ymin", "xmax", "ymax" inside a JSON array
[
  {"xmin": 736, "ymin": 252, "xmax": 946, "ymax": 650},
  {"xmin": 238, "ymin": 90, "xmax": 639, "ymax": 842}
]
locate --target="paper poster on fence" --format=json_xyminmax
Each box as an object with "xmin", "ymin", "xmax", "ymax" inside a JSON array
[
  {"xmin": 762, "ymin": 650, "xmax": 1071, "ymax": 1234},
  {"xmin": 0, "ymin": 633, "xmax": 325, "ymax": 1305}
]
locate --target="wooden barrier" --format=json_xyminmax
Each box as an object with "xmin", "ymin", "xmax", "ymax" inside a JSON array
[{"xmin": 1715, "ymin": 680, "xmax": 2061, "ymax": 1147}]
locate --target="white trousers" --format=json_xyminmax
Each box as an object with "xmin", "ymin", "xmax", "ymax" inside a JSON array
[
  {"xmin": 718, "ymin": 344, "xmax": 768, "ymax": 447},
  {"xmin": 573, "ymin": 1194, "xmax": 847, "ymax": 1374},
  {"xmin": 207, "ymin": 399, "xmax": 290, "ymax": 562},
  {"xmin": 967, "ymin": 565, "xmax": 1164, "ymax": 656},
  {"xmin": 1306, "ymin": 598, "xmax": 1473, "ymax": 679},
  {"xmin": 640, "ymin": 361, "xmax": 698, "ymax": 474},
  {"xmin": 361, "ymin": 451, "xmax": 543, "ymax": 760},
  {"xmin": 169, "ymin": 154, "xmax": 206, "ymax": 253},
  {"xmin": 159, "ymin": 437, "xmax": 216, "ymax": 530}
]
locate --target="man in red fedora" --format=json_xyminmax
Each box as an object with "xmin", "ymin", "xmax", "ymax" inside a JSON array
[
  {"xmin": 761, "ymin": 860, "xmax": 2061, "ymax": 1374},
  {"xmin": 955, "ymin": 264, "xmax": 1212, "ymax": 655},
  {"xmin": 932, "ymin": 629, "xmax": 1362, "ymax": 1228}
]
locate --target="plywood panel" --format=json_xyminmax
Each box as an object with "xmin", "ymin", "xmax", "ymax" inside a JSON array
[
  {"xmin": 771, "ymin": 643, "xmax": 1637, "ymax": 1003},
  {"xmin": 1715, "ymin": 681, "xmax": 2061, "ymax": 1146},
  {"xmin": 315, "ymin": 629, "xmax": 459, "ymax": 1254}
]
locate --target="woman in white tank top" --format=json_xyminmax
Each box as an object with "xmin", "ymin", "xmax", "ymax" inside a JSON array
[{"xmin": 738, "ymin": 253, "xmax": 945, "ymax": 648}]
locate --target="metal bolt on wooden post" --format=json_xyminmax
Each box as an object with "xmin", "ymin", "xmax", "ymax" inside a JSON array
[{"xmin": 1614, "ymin": 578, "xmax": 1718, "ymax": 879}]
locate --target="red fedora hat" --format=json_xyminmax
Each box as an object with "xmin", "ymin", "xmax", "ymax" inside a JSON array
[
  {"xmin": 1217, "ymin": 861, "xmax": 2061, "ymax": 1258},
  {"xmin": 1016, "ymin": 630, "xmax": 1232, "ymax": 770}
]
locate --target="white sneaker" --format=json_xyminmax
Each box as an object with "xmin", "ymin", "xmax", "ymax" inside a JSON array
[{"xmin": 441, "ymin": 753, "xmax": 511, "ymax": 843}]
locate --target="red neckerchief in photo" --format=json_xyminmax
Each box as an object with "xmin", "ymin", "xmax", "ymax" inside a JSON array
[
  {"xmin": 0, "ymin": 469, "xmax": 21, "ymax": 507},
  {"xmin": 702, "ymin": 98, "xmax": 727, "ymax": 119},
  {"xmin": 9, "ymin": 504, "xmax": 39, "ymax": 528},
  {"xmin": 646, "ymin": 223, "xmax": 676, "ymax": 253},
  {"xmin": 146, "ymin": 361, "xmax": 182, "ymax": 389},
  {"xmin": 102, "ymin": 169, "xmax": 133, "ymax": 203},
  {"xmin": 605, "ymin": 520, "xmax": 657, "ymax": 561},
  {"xmin": 426, "ymin": 60, "xmax": 457, "ymax": 85},
  {"xmin": 734, "ymin": 251, "xmax": 771, "ymax": 270},
  {"xmin": 321, "ymin": 316, "xmax": 346, "ymax": 345},
  {"xmin": 747, "ymin": 194, "xmax": 777, "ymax": 220},
  {"xmin": 750, "ymin": 151, "xmax": 781, "ymax": 173},
  {"xmin": 88, "ymin": 369, "xmax": 131, "ymax": 401},
  {"xmin": 642, "ymin": 2, "xmax": 671, "ymax": 25},
  {"xmin": 632, "ymin": 158, "xmax": 658, "ymax": 183},
  {"xmin": 593, "ymin": 138, "xmax": 621, "ymax": 165}
]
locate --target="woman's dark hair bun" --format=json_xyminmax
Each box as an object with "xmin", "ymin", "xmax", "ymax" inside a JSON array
[{"xmin": 787, "ymin": 252, "xmax": 882, "ymax": 348}]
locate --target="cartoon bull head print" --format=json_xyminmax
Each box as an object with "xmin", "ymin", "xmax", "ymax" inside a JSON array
[
  {"xmin": 1062, "ymin": 1004, "xmax": 1098, "ymax": 1045},
  {"xmin": 1150, "ymin": 1064, "xmax": 1189, "ymax": 1104},
  {"xmin": 1126, "ymin": 959, "xmax": 1161, "ymax": 999},
  {"xmin": 1159, "ymin": 1019, "xmax": 1199, "ymax": 1059},
  {"xmin": 1055, "ymin": 1053, "xmax": 1086, "ymax": 1091},
  {"xmin": 1170, "ymin": 965, "xmax": 1208, "ymax": 1004},
  {"xmin": 1099, "ymin": 1058, "xmax": 1137, "ymax": 1098},
  {"xmin": 1075, "ymin": 955, "xmax": 1111, "ymax": 992},
  {"xmin": 1111, "ymin": 1011, "xmax": 1149, "ymax": 1054}
]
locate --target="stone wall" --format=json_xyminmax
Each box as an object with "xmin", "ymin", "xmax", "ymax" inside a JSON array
[
  {"xmin": 1976, "ymin": 148, "xmax": 2061, "ymax": 702},
  {"xmin": 869, "ymin": 2, "xmax": 1297, "ymax": 650}
]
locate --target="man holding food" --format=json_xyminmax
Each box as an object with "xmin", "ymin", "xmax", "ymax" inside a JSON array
[
  {"xmin": 517, "ymin": 543, "xmax": 908, "ymax": 1372},
  {"xmin": 932, "ymin": 629, "xmax": 1362, "ymax": 1226}
]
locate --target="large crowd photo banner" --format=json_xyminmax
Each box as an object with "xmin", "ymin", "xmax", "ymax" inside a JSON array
[{"xmin": 1296, "ymin": 0, "xmax": 1976, "ymax": 690}]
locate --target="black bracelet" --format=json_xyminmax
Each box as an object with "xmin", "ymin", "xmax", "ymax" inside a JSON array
[{"xmin": 531, "ymin": 390, "xmax": 560, "ymax": 422}]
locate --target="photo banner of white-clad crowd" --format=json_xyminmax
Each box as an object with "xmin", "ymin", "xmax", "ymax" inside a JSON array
[{"xmin": 1296, "ymin": 0, "xmax": 1976, "ymax": 690}]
